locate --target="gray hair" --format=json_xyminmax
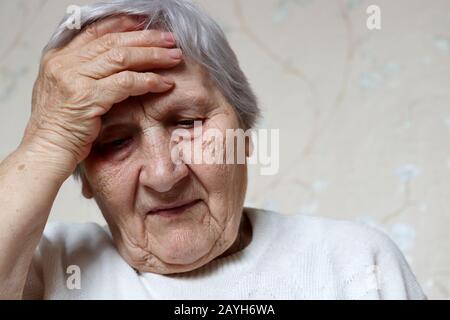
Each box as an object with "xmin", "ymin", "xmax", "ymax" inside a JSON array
[{"xmin": 43, "ymin": 0, "xmax": 260, "ymax": 181}]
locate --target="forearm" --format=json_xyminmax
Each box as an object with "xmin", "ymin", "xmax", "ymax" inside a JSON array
[{"xmin": 0, "ymin": 141, "xmax": 69, "ymax": 299}]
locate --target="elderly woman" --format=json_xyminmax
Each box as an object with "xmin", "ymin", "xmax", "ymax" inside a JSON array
[{"xmin": 0, "ymin": 0, "xmax": 425, "ymax": 300}]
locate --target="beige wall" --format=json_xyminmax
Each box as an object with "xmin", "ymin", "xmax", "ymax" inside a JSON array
[{"xmin": 0, "ymin": 0, "xmax": 449, "ymax": 299}]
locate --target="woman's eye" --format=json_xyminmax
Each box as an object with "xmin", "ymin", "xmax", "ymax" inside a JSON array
[
  {"xmin": 176, "ymin": 119, "xmax": 203, "ymax": 128},
  {"xmin": 104, "ymin": 137, "xmax": 132, "ymax": 150}
]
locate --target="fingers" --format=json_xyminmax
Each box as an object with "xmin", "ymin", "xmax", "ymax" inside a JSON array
[
  {"xmin": 78, "ymin": 47, "xmax": 183, "ymax": 79},
  {"xmin": 78, "ymin": 29, "xmax": 176, "ymax": 58},
  {"xmin": 97, "ymin": 71, "xmax": 175, "ymax": 107},
  {"xmin": 67, "ymin": 15, "xmax": 146, "ymax": 50}
]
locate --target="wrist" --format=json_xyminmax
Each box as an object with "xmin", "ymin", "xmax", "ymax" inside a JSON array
[{"xmin": 16, "ymin": 135, "xmax": 78, "ymax": 185}]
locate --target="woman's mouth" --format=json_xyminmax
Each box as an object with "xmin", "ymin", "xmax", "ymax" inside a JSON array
[{"xmin": 147, "ymin": 199, "xmax": 201, "ymax": 218}]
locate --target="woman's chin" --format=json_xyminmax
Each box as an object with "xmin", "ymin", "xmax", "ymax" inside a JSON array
[
  {"xmin": 143, "ymin": 250, "xmax": 213, "ymax": 275},
  {"xmin": 159, "ymin": 240, "xmax": 213, "ymax": 266}
]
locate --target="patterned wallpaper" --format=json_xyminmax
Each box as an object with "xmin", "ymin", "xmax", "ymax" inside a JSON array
[{"xmin": 0, "ymin": 0, "xmax": 449, "ymax": 299}]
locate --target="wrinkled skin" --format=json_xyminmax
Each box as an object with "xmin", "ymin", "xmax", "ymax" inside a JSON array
[
  {"xmin": 80, "ymin": 52, "xmax": 252, "ymax": 275},
  {"xmin": 23, "ymin": 14, "xmax": 251, "ymax": 276},
  {"xmin": 0, "ymin": 16, "xmax": 252, "ymax": 299}
]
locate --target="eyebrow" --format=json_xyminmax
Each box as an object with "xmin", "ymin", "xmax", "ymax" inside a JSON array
[{"xmin": 100, "ymin": 92, "xmax": 214, "ymax": 129}]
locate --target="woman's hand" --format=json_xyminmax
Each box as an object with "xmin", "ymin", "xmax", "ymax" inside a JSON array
[
  {"xmin": 22, "ymin": 15, "xmax": 182, "ymax": 180},
  {"xmin": 0, "ymin": 15, "xmax": 183, "ymax": 299}
]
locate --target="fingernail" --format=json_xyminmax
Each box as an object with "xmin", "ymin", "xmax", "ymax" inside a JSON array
[
  {"xmin": 168, "ymin": 48, "xmax": 182, "ymax": 59},
  {"xmin": 162, "ymin": 32, "xmax": 175, "ymax": 44}
]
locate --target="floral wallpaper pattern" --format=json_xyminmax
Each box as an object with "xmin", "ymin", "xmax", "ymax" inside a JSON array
[{"xmin": 0, "ymin": 0, "xmax": 449, "ymax": 299}]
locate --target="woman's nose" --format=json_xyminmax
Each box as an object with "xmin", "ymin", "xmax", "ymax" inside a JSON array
[{"xmin": 139, "ymin": 128, "xmax": 189, "ymax": 193}]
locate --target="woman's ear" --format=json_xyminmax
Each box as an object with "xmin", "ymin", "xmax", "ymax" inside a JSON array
[{"xmin": 81, "ymin": 174, "xmax": 94, "ymax": 199}]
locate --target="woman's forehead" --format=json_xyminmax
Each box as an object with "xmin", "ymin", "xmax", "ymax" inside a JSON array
[{"xmin": 101, "ymin": 62, "xmax": 220, "ymax": 126}]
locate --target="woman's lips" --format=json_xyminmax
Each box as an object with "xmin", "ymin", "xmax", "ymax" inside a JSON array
[{"xmin": 147, "ymin": 200, "xmax": 201, "ymax": 218}]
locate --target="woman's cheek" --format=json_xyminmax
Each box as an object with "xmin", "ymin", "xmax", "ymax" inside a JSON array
[
  {"xmin": 186, "ymin": 118, "xmax": 243, "ymax": 191},
  {"xmin": 85, "ymin": 158, "xmax": 134, "ymax": 201}
]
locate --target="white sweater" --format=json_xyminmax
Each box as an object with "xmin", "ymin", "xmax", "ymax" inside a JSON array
[{"xmin": 24, "ymin": 208, "xmax": 426, "ymax": 300}]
